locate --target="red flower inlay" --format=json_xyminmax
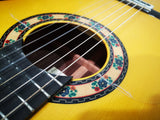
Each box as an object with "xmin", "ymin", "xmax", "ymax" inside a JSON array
[
  {"xmin": 94, "ymin": 87, "xmax": 100, "ymax": 91},
  {"xmin": 49, "ymin": 14, "xmax": 52, "ymax": 17},
  {"xmin": 118, "ymin": 66, "xmax": 122, "ymax": 70},
  {"xmin": 23, "ymin": 21, "xmax": 27, "ymax": 24},
  {"xmin": 104, "ymin": 75, "xmax": 109, "ymax": 79},
  {"xmin": 70, "ymin": 86, "xmax": 76, "ymax": 91},
  {"xmin": 5, "ymin": 40, "xmax": 10, "ymax": 43},
  {"xmin": 116, "ymin": 44, "xmax": 119, "ymax": 46},
  {"xmin": 18, "ymin": 30, "xmax": 23, "ymax": 32}
]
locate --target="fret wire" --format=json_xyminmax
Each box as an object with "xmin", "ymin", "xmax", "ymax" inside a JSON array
[
  {"xmin": 0, "ymin": 0, "xmax": 142, "ymax": 118},
  {"xmin": 31, "ymin": 80, "xmax": 51, "ymax": 98},
  {"xmin": 0, "ymin": 111, "xmax": 8, "ymax": 120},
  {"xmin": 1, "ymin": 0, "xmax": 131, "ymax": 105},
  {"xmin": 17, "ymin": 95, "xmax": 34, "ymax": 112},
  {"xmin": 0, "ymin": 0, "xmax": 118, "ymax": 87},
  {"xmin": 46, "ymin": 72, "xmax": 63, "ymax": 87},
  {"xmin": 5, "ymin": 6, "xmax": 143, "ymax": 118},
  {"xmin": 0, "ymin": 0, "xmax": 124, "ymax": 103},
  {"xmin": 32, "ymin": 6, "xmax": 143, "ymax": 110}
]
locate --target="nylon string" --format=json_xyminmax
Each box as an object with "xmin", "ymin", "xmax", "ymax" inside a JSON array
[
  {"xmin": 0, "ymin": 0, "xmax": 113, "ymax": 61},
  {"xmin": 0, "ymin": 0, "xmax": 124, "ymax": 87},
  {"xmin": 0, "ymin": 0, "xmax": 143, "ymax": 118},
  {"xmin": 0, "ymin": 0, "xmax": 135, "ymax": 104},
  {"xmin": 0, "ymin": 0, "xmax": 117, "ymax": 76},
  {"xmin": 4, "ymin": 5, "xmax": 142, "ymax": 118},
  {"xmin": 5, "ymin": 7, "xmax": 143, "ymax": 118},
  {"xmin": 0, "ymin": 0, "xmax": 130, "ymax": 103}
]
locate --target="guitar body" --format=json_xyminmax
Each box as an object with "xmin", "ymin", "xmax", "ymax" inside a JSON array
[{"xmin": 0, "ymin": 0, "xmax": 160, "ymax": 119}]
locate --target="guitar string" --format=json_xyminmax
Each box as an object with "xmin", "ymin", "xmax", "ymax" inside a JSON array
[
  {"xmin": 5, "ymin": 7, "xmax": 142, "ymax": 118},
  {"xmin": 55, "ymin": 3, "xmax": 136, "ymax": 77},
  {"xmin": 29, "ymin": 5, "xmax": 142, "ymax": 103},
  {"xmin": 0, "ymin": 0, "xmax": 115, "ymax": 75},
  {"xmin": 0, "ymin": 0, "xmax": 123, "ymax": 87},
  {"xmin": 0, "ymin": 0, "xmax": 106, "ymax": 52},
  {"xmin": 0, "ymin": 0, "xmax": 112, "ymax": 60},
  {"xmin": 97, "ymin": 74, "xmax": 133, "ymax": 98},
  {"xmin": 0, "ymin": 7, "xmax": 131, "ymax": 115},
  {"xmin": 0, "ymin": 1, "xmax": 131, "ymax": 103},
  {"xmin": 0, "ymin": 1, "xmax": 123, "ymax": 95},
  {"xmin": 4, "ymin": 1, "xmax": 138, "ymax": 111},
  {"xmin": 0, "ymin": 0, "xmax": 117, "ymax": 73},
  {"xmin": 10, "ymin": 13, "xmax": 31, "ymax": 30},
  {"xmin": 53, "ymin": 3, "xmax": 137, "ymax": 98},
  {"xmin": 2, "ymin": 4, "xmax": 142, "ymax": 120}
]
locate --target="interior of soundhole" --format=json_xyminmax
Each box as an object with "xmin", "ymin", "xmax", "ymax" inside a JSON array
[{"xmin": 23, "ymin": 23, "xmax": 107, "ymax": 79}]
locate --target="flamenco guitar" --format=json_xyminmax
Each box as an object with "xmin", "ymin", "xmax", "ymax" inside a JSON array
[{"xmin": 0, "ymin": 0, "xmax": 160, "ymax": 120}]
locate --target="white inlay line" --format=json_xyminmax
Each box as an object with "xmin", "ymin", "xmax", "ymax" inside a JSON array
[
  {"xmin": 17, "ymin": 95, "xmax": 34, "ymax": 112},
  {"xmin": 0, "ymin": 111, "xmax": 8, "ymax": 120},
  {"xmin": 31, "ymin": 80, "xmax": 50, "ymax": 98}
]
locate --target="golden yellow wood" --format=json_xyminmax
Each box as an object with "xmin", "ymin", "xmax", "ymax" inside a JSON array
[{"xmin": 0, "ymin": 0, "xmax": 160, "ymax": 120}]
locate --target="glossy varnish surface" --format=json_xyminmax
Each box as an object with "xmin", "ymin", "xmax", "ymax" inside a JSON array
[{"xmin": 0, "ymin": 0, "xmax": 160, "ymax": 120}]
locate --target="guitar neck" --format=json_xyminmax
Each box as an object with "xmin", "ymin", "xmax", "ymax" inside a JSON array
[{"xmin": 0, "ymin": 41, "xmax": 72, "ymax": 120}]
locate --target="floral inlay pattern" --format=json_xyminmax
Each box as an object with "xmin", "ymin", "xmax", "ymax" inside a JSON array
[
  {"xmin": 14, "ymin": 22, "xmax": 30, "ymax": 32},
  {"xmin": 64, "ymin": 14, "xmax": 80, "ymax": 21},
  {"xmin": 1, "ymin": 13, "xmax": 128, "ymax": 104},
  {"xmin": 113, "ymin": 55, "xmax": 124, "ymax": 70},
  {"xmin": 91, "ymin": 75, "xmax": 113, "ymax": 91},
  {"xmin": 57, "ymin": 86, "xmax": 78, "ymax": 97},
  {"xmin": 4, "ymin": 39, "xmax": 15, "ymax": 46},
  {"xmin": 37, "ymin": 14, "xmax": 54, "ymax": 21},
  {"xmin": 89, "ymin": 21, "xmax": 103, "ymax": 30},
  {"xmin": 108, "ymin": 35, "xmax": 119, "ymax": 47}
]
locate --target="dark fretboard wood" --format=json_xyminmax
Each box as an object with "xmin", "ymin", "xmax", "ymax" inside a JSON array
[{"xmin": 0, "ymin": 40, "xmax": 72, "ymax": 120}]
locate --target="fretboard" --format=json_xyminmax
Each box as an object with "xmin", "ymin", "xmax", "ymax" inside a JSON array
[{"xmin": 0, "ymin": 40, "xmax": 72, "ymax": 120}]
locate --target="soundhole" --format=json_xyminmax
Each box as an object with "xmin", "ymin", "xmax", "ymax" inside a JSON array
[{"xmin": 23, "ymin": 23, "xmax": 107, "ymax": 79}]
